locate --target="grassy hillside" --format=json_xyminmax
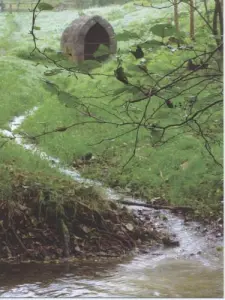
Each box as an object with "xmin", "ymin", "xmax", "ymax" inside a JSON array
[{"xmin": 0, "ymin": 0, "xmax": 223, "ymax": 222}]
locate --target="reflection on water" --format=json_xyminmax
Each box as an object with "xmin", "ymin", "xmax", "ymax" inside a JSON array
[{"xmin": 0, "ymin": 252, "xmax": 223, "ymax": 297}]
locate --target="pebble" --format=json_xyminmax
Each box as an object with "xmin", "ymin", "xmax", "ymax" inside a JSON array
[
  {"xmin": 152, "ymin": 253, "xmax": 162, "ymax": 256},
  {"xmin": 136, "ymin": 239, "xmax": 142, "ymax": 245},
  {"xmin": 216, "ymin": 232, "xmax": 222, "ymax": 238},
  {"xmin": 139, "ymin": 249, "xmax": 149, "ymax": 254},
  {"xmin": 184, "ymin": 221, "xmax": 190, "ymax": 226}
]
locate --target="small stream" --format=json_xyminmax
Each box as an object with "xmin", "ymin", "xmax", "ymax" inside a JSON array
[{"xmin": 0, "ymin": 108, "xmax": 223, "ymax": 298}]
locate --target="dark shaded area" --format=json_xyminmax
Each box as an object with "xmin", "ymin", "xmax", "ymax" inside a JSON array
[
  {"xmin": 0, "ymin": 260, "xmax": 119, "ymax": 291},
  {"xmin": 84, "ymin": 23, "xmax": 110, "ymax": 60}
]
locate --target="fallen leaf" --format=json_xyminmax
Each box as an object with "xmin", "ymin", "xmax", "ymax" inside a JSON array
[
  {"xmin": 74, "ymin": 245, "xmax": 82, "ymax": 252},
  {"xmin": 125, "ymin": 223, "xmax": 134, "ymax": 231},
  {"xmin": 81, "ymin": 225, "xmax": 91, "ymax": 233}
]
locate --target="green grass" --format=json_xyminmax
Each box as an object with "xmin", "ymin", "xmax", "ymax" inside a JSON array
[
  {"xmin": 0, "ymin": 1, "xmax": 223, "ymax": 220},
  {"xmin": 20, "ymin": 96, "xmax": 223, "ymax": 218},
  {"xmin": 0, "ymin": 58, "xmax": 49, "ymax": 129},
  {"xmin": 0, "ymin": 138, "xmax": 109, "ymax": 213}
]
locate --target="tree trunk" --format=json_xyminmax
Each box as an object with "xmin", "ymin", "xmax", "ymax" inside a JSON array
[
  {"xmin": 203, "ymin": 0, "xmax": 210, "ymax": 23},
  {"xmin": 173, "ymin": 0, "xmax": 179, "ymax": 35},
  {"xmin": 216, "ymin": 0, "xmax": 223, "ymax": 40},
  {"xmin": 16, "ymin": 0, "xmax": 21, "ymax": 12},
  {"xmin": 189, "ymin": 0, "xmax": 195, "ymax": 40},
  {"xmin": 212, "ymin": 0, "xmax": 222, "ymax": 49},
  {"xmin": 0, "ymin": 0, "xmax": 4, "ymax": 12}
]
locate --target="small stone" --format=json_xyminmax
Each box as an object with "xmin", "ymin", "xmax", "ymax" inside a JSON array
[
  {"xmin": 140, "ymin": 249, "xmax": 149, "ymax": 254},
  {"xmin": 125, "ymin": 223, "xmax": 134, "ymax": 231},
  {"xmin": 74, "ymin": 246, "xmax": 81, "ymax": 252},
  {"xmin": 216, "ymin": 232, "xmax": 222, "ymax": 238},
  {"xmin": 162, "ymin": 237, "xmax": 180, "ymax": 247},
  {"xmin": 184, "ymin": 222, "xmax": 190, "ymax": 226},
  {"xmin": 136, "ymin": 239, "xmax": 142, "ymax": 245},
  {"xmin": 152, "ymin": 253, "xmax": 162, "ymax": 256}
]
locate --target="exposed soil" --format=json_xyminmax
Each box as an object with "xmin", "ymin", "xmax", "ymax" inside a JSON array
[
  {"xmin": 0, "ymin": 166, "xmax": 177, "ymax": 264},
  {"xmin": 0, "ymin": 199, "xmax": 173, "ymax": 263}
]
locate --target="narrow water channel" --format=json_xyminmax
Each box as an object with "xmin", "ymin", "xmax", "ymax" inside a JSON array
[{"xmin": 0, "ymin": 109, "xmax": 223, "ymax": 298}]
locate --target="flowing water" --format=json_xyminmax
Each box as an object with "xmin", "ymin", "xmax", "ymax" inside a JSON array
[{"xmin": 0, "ymin": 109, "xmax": 224, "ymax": 298}]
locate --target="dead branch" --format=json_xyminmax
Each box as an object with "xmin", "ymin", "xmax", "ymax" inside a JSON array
[{"xmin": 118, "ymin": 199, "xmax": 194, "ymax": 213}]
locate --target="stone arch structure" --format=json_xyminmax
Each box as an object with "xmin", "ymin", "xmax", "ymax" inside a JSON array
[{"xmin": 61, "ymin": 15, "xmax": 117, "ymax": 62}]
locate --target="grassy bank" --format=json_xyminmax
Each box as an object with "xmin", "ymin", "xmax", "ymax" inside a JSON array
[
  {"xmin": 0, "ymin": 0, "xmax": 223, "ymax": 240},
  {"xmin": 20, "ymin": 98, "xmax": 223, "ymax": 220},
  {"xmin": 1, "ymin": 141, "xmax": 170, "ymax": 262}
]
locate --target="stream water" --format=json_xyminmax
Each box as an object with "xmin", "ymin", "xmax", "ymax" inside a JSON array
[{"xmin": 0, "ymin": 108, "xmax": 224, "ymax": 297}]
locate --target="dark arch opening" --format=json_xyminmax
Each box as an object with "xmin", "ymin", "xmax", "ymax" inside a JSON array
[{"xmin": 84, "ymin": 23, "xmax": 110, "ymax": 60}]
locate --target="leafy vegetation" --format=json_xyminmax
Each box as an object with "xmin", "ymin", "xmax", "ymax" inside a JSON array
[
  {"xmin": 0, "ymin": 0, "xmax": 223, "ymax": 252},
  {"xmin": 16, "ymin": 0, "xmax": 222, "ymax": 218}
]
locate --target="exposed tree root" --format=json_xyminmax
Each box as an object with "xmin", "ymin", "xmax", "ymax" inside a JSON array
[
  {"xmin": 118, "ymin": 199, "xmax": 194, "ymax": 213},
  {"xmin": 10, "ymin": 225, "xmax": 29, "ymax": 254},
  {"xmin": 0, "ymin": 165, "xmax": 173, "ymax": 263},
  {"xmin": 59, "ymin": 219, "xmax": 70, "ymax": 257}
]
